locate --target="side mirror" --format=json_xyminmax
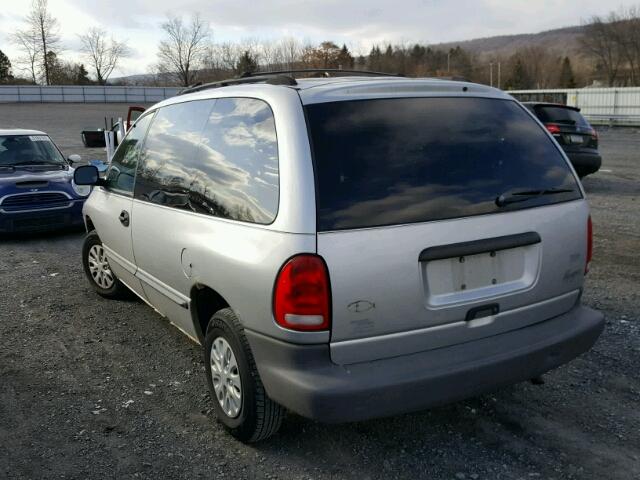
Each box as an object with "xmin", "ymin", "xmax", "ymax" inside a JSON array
[
  {"xmin": 68, "ymin": 154, "xmax": 82, "ymax": 165},
  {"xmin": 74, "ymin": 165, "xmax": 100, "ymax": 185}
]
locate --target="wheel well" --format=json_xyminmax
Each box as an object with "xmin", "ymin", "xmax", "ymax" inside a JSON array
[
  {"xmin": 191, "ymin": 285, "xmax": 230, "ymax": 343},
  {"xmin": 85, "ymin": 215, "xmax": 95, "ymax": 232}
]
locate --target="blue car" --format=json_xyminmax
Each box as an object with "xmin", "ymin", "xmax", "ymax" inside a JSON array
[{"xmin": 0, "ymin": 129, "xmax": 91, "ymax": 233}]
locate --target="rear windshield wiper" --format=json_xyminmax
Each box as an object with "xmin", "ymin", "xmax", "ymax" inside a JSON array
[{"xmin": 496, "ymin": 187, "xmax": 576, "ymax": 207}]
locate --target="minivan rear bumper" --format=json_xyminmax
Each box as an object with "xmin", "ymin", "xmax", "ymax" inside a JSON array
[{"xmin": 247, "ymin": 304, "xmax": 604, "ymax": 423}]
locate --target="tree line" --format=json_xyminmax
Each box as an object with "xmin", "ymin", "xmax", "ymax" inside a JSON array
[
  {"xmin": 2, "ymin": 0, "xmax": 129, "ymax": 86},
  {"xmin": 1, "ymin": 2, "xmax": 639, "ymax": 89}
]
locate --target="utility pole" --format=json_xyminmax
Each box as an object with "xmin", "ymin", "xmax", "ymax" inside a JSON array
[
  {"xmin": 498, "ymin": 62, "xmax": 501, "ymax": 89},
  {"xmin": 447, "ymin": 52, "xmax": 450, "ymax": 73},
  {"xmin": 489, "ymin": 62, "xmax": 493, "ymax": 87}
]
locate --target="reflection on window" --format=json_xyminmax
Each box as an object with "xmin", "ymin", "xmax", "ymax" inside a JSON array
[
  {"xmin": 105, "ymin": 114, "xmax": 153, "ymax": 195},
  {"xmin": 134, "ymin": 97, "xmax": 279, "ymax": 225},
  {"xmin": 194, "ymin": 98, "xmax": 279, "ymax": 223},
  {"xmin": 134, "ymin": 99, "xmax": 214, "ymax": 206},
  {"xmin": 0, "ymin": 135, "xmax": 65, "ymax": 167},
  {"xmin": 306, "ymin": 97, "xmax": 581, "ymax": 231}
]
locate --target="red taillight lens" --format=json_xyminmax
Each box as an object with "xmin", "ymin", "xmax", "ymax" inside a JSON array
[
  {"xmin": 273, "ymin": 254, "xmax": 331, "ymax": 331},
  {"xmin": 545, "ymin": 124, "xmax": 561, "ymax": 135},
  {"xmin": 586, "ymin": 215, "xmax": 593, "ymax": 274}
]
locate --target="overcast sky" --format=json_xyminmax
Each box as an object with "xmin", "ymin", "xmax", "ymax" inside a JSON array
[{"xmin": 0, "ymin": 0, "xmax": 637, "ymax": 79}]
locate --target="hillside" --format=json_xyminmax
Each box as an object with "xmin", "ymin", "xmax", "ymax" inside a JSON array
[
  {"xmin": 433, "ymin": 25, "xmax": 586, "ymax": 59},
  {"xmin": 111, "ymin": 24, "xmax": 589, "ymax": 84}
]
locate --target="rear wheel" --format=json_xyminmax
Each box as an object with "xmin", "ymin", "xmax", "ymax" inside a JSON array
[
  {"xmin": 82, "ymin": 231, "xmax": 129, "ymax": 299},
  {"xmin": 204, "ymin": 308, "xmax": 285, "ymax": 442}
]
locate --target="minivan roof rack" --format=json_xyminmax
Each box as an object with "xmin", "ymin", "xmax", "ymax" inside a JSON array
[
  {"xmin": 178, "ymin": 69, "xmax": 403, "ymax": 96},
  {"xmin": 240, "ymin": 69, "xmax": 403, "ymax": 78},
  {"xmin": 178, "ymin": 74, "xmax": 297, "ymax": 95}
]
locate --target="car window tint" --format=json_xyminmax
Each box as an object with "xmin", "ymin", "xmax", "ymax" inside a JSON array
[
  {"xmin": 104, "ymin": 114, "xmax": 153, "ymax": 195},
  {"xmin": 0, "ymin": 135, "xmax": 65, "ymax": 166},
  {"xmin": 535, "ymin": 106, "xmax": 590, "ymax": 127},
  {"xmin": 134, "ymin": 100, "xmax": 215, "ymax": 207},
  {"xmin": 135, "ymin": 97, "xmax": 279, "ymax": 224},
  {"xmin": 305, "ymin": 97, "xmax": 581, "ymax": 231},
  {"xmin": 193, "ymin": 98, "xmax": 279, "ymax": 223}
]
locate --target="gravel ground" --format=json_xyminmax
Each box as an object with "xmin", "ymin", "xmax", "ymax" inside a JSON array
[
  {"xmin": 0, "ymin": 105, "xmax": 639, "ymax": 479},
  {"xmin": 1, "ymin": 103, "xmax": 152, "ymax": 161}
]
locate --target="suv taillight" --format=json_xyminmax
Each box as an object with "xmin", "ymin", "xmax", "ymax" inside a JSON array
[
  {"xmin": 586, "ymin": 215, "xmax": 593, "ymax": 274},
  {"xmin": 273, "ymin": 254, "xmax": 331, "ymax": 331},
  {"xmin": 545, "ymin": 124, "xmax": 561, "ymax": 135}
]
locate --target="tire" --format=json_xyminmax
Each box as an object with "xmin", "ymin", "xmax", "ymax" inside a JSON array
[
  {"xmin": 82, "ymin": 231, "xmax": 129, "ymax": 299},
  {"xmin": 204, "ymin": 308, "xmax": 285, "ymax": 442}
]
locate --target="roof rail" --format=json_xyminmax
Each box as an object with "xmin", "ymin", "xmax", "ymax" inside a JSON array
[
  {"xmin": 178, "ymin": 74, "xmax": 297, "ymax": 96},
  {"xmin": 241, "ymin": 69, "xmax": 403, "ymax": 78},
  {"xmin": 177, "ymin": 69, "xmax": 403, "ymax": 96}
]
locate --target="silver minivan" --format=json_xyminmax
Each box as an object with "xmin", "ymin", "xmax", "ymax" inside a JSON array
[{"xmin": 74, "ymin": 73, "xmax": 604, "ymax": 442}]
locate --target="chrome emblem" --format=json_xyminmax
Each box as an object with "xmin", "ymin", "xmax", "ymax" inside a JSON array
[{"xmin": 30, "ymin": 189, "xmax": 39, "ymax": 192}]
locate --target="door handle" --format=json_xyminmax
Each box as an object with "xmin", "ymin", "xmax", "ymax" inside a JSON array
[{"xmin": 119, "ymin": 210, "xmax": 130, "ymax": 227}]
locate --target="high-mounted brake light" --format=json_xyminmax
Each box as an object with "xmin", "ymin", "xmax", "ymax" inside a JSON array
[
  {"xmin": 273, "ymin": 254, "xmax": 331, "ymax": 331},
  {"xmin": 586, "ymin": 215, "xmax": 593, "ymax": 274},
  {"xmin": 545, "ymin": 124, "xmax": 561, "ymax": 135}
]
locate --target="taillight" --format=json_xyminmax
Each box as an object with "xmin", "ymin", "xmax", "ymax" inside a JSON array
[
  {"xmin": 273, "ymin": 254, "xmax": 331, "ymax": 331},
  {"xmin": 586, "ymin": 215, "xmax": 593, "ymax": 274},
  {"xmin": 545, "ymin": 124, "xmax": 561, "ymax": 135}
]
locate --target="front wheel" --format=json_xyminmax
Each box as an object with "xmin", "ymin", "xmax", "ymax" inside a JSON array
[
  {"xmin": 204, "ymin": 308, "xmax": 285, "ymax": 442},
  {"xmin": 82, "ymin": 231, "xmax": 129, "ymax": 299}
]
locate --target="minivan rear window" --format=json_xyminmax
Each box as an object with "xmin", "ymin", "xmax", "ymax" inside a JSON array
[{"xmin": 305, "ymin": 97, "xmax": 582, "ymax": 231}]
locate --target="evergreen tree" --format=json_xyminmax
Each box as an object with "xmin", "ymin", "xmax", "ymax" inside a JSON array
[
  {"xmin": 0, "ymin": 49, "xmax": 12, "ymax": 83},
  {"xmin": 559, "ymin": 56, "xmax": 577, "ymax": 88},
  {"xmin": 337, "ymin": 44, "xmax": 354, "ymax": 69},
  {"xmin": 75, "ymin": 63, "xmax": 91, "ymax": 84},
  {"xmin": 235, "ymin": 50, "xmax": 258, "ymax": 75},
  {"xmin": 368, "ymin": 45, "xmax": 382, "ymax": 71},
  {"xmin": 506, "ymin": 57, "xmax": 531, "ymax": 89}
]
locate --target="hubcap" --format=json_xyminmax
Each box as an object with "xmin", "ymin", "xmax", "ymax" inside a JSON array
[
  {"xmin": 210, "ymin": 337, "xmax": 242, "ymax": 418},
  {"xmin": 87, "ymin": 244, "xmax": 115, "ymax": 289}
]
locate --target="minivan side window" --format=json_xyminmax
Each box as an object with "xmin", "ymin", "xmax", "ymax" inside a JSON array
[
  {"xmin": 194, "ymin": 98, "xmax": 279, "ymax": 224},
  {"xmin": 135, "ymin": 97, "xmax": 279, "ymax": 225},
  {"xmin": 104, "ymin": 113, "xmax": 154, "ymax": 195},
  {"xmin": 134, "ymin": 100, "xmax": 214, "ymax": 208}
]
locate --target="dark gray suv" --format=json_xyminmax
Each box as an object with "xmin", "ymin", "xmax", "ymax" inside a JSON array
[{"xmin": 524, "ymin": 102, "xmax": 602, "ymax": 178}]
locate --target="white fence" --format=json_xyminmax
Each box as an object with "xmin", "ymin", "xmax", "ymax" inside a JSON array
[
  {"xmin": 508, "ymin": 87, "xmax": 640, "ymax": 126},
  {"xmin": 0, "ymin": 85, "xmax": 181, "ymax": 103}
]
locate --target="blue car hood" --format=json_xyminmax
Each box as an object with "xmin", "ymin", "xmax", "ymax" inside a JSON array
[{"xmin": 0, "ymin": 167, "xmax": 76, "ymax": 196}]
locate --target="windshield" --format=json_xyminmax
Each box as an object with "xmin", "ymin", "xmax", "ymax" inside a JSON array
[
  {"xmin": 0, "ymin": 135, "xmax": 66, "ymax": 167},
  {"xmin": 305, "ymin": 97, "xmax": 582, "ymax": 231}
]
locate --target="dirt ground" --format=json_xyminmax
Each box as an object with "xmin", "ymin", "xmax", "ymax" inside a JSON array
[{"xmin": 0, "ymin": 104, "xmax": 639, "ymax": 479}]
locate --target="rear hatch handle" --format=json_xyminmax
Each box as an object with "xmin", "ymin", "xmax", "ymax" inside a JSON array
[{"xmin": 419, "ymin": 232, "xmax": 541, "ymax": 262}]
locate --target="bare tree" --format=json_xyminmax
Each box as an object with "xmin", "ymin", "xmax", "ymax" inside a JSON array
[
  {"xmin": 13, "ymin": 28, "xmax": 40, "ymax": 83},
  {"xmin": 156, "ymin": 14, "xmax": 210, "ymax": 86},
  {"xmin": 580, "ymin": 15, "xmax": 622, "ymax": 86},
  {"xmin": 14, "ymin": 0, "xmax": 61, "ymax": 85},
  {"xmin": 79, "ymin": 27, "xmax": 130, "ymax": 85},
  {"xmin": 613, "ymin": 7, "xmax": 640, "ymax": 84}
]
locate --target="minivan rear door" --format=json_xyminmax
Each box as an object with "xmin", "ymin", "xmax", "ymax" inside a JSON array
[{"xmin": 306, "ymin": 97, "xmax": 588, "ymax": 365}]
